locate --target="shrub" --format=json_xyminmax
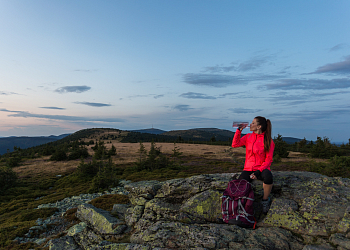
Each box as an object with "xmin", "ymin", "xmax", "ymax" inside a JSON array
[
  {"xmin": 6, "ymin": 157, "xmax": 21, "ymax": 168},
  {"xmin": 93, "ymin": 141, "xmax": 108, "ymax": 160},
  {"xmin": 310, "ymin": 137, "xmax": 338, "ymax": 159},
  {"xmin": 273, "ymin": 154, "xmax": 282, "ymax": 163},
  {"xmin": 88, "ymin": 158, "xmax": 120, "ymax": 193},
  {"xmin": 0, "ymin": 166, "xmax": 18, "ymax": 194},
  {"xmin": 108, "ymin": 145, "xmax": 117, "ymax": 157},
  {"xmin": 307, "ymin": 156, "xmax": 350, "ymax": 178},
  {"xmin": 273, "ymin": 134, "xmax": 289, "ymax": 158},
  {"xmin": 68, "ymin": 146, "xmax": 89, "ymax": 160},
  {"xmin": 76, "ymin": 158, "xmax": 99, "ymax": 177},
  {"xmin": 50, "ymin": 149, "xmax": 68, "ymax": 161}
]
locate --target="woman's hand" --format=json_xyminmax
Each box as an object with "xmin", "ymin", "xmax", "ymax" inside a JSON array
[
  {"xmin": 238, "ymin": 123, "xmax": 249, "ymax": 131},
  {"xmin": 250, "ymin": 173, "xmax": 257, "ymax": 180}
]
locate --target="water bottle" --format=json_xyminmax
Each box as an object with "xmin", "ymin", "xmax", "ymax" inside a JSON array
[{"xmin": 232, "ymin": 122, "xmax": 250, "ymax": 129}]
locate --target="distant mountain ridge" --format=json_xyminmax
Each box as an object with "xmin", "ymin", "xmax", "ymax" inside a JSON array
[
  {"xmin": 0, "ymin": 128, "xmax": 306, "ymax": 155},
  {"xmin": 0, "ymin": 134, "xmax": 70, "ymax": 155},
  {"xmin": 129, "ymin": 128, "xmax": 167, "ymax": 135}
]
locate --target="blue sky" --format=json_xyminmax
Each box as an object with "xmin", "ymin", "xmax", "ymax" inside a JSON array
[{"xmin": 1, "ymin": 0, "xmax": 350, "ymax": 143}]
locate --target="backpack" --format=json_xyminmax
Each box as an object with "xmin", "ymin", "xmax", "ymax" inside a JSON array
[{"xmin": 221, "ymin": 179, "xmax": 256, "ymax": 229}]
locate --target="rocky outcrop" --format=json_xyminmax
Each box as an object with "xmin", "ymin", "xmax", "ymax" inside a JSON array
[
  {"xmin": 76, "ymin": 203, "xmax": 127, "ymax": 235},
  {"xmin": 36, "ymin": 172, "xmax": 350, "ymax": 249}
]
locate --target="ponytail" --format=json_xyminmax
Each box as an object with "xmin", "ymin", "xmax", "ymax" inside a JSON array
[{"xmin": 254, "ymin": 116, "xmax": 272, "ymax": 152}]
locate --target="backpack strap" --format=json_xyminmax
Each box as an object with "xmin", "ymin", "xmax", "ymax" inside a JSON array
[
  {"xmin": 237, "ymin": 198, "xmax": 254, "ymax": 217},
  {"xmin": 239, "ymin": 196, "xmax": 254, "ymax": 201}
]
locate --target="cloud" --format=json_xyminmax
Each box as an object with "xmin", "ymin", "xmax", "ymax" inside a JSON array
[
  {"xmin": 264, "ymin": 78, "xmax": 350, "ymax": 90},
  {"xmin": 237, "ymin": 56, "xmax": 270, "ymax": 72},
  {"xmin": 202, "ymin": 65, "xmax": 236, "ymax": 73},
  {"xmin": 39, "ymin": 107, "xmax": 66, "ymax": 110},
  {"xmin": 54, "ymin": 85, "xmax": 91, "ymax": 93},
  {"xmin": 74, "ymin": 69, "xmax": 97, "ymax": 72},
  {"xmin": 173, "ymin": 105, "xmax": 193, "ymax": 111},
  {"xmin": 183, "ymin": 73, "xmax": 248, "ymax": 87},
  {"xmin": 218, "ymin": 92, "xmax": 242, "ymax": 98},
  {"xmin": 123, "ymin": 94, "xmax": 163, "ymax": 100},
  {"xmin": 74, "ymin": 102, "xmax": 112, "ymax": 107},
  {"xmin": 1, "ymin": 91, "xmax": 19, "ymax": 95},
  {"xmin": 180, "ymin": 92, "xmax": 216, "ymax": 99},
  {"xmin": 310, "ymin": 56, "xmax": 350, "ymax": 74},
  {"xmin": 183, "ymin": 72, "xmax": 285, "ymax": 88},
  {"xmin": 268, "ymin": 91, "xmax": 350, "ymax": 105},
  {"xmin": 154, "ymin": 94, "xmax": 164, "ymax": 99},
  {"xmin": 270, "ymin": 108, "xmax": 350, "ymax": 121},
  {"xmin": 228, "ymin": 108, "xmax": 263, "ymax": 113},
  {"xmin": 202, "ymin": 55, "xmax": 272, "ymax": 74},
  {"xmin": 329, "ymin": 44, "xmax": 348, "ymax": 52},
  {"xmin": 0, "ymin": 109, "xmax": 124, "ymax": 123}
]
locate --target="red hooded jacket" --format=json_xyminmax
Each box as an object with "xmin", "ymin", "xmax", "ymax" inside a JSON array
[{"xmin": 231, "ymin": 129, "xmax": 275, "ymax": 172}]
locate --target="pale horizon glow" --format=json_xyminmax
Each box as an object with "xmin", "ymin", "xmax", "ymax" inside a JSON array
[{"xmin": 1, "ymin": 0, "xmax": 350, "ymax": 143}]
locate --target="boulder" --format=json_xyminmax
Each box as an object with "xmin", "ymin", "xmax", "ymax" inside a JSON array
[
  {"xmin": 48, "ymin": 236, "xmax": 80, "ymax": 250},
  {"xmin": 48, "ymin": 171, "xmax": 350, "ymax": 249},
  {"xmin": 76, "ymin": 203, "xmax": 127, "ymax": 235}
]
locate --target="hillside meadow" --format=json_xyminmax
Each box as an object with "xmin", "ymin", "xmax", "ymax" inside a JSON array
[{"xmin": 0, "ymin": 128, "xmax": 349, "ymax": 249}]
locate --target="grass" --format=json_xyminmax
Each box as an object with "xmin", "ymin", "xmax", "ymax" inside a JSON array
[
  {"xmin": 89, "ymin": 194, "xmax": 130, "ymax": 211},
  {"xmin": 0, "ymin": 142, "xmax": 338, "ymax": 249}
]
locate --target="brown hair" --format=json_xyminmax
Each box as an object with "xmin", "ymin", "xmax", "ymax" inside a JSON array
[{"xmin": 255, "ymin": 116, "xmax": 272, "ymax": 152}]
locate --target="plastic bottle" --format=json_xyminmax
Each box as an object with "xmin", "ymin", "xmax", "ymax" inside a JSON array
[{"xmin": 232, "ymin": 122, "xmax": 250, "ymax": 128}]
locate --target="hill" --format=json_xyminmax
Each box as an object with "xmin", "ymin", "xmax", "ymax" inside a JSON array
[
  {"xmin": 130, "ymin": 128, "xmax": 167, "ymax": 135},
  {"xmin": 161, "ymin": 128, "xmax": 234, "ymax": 142},
  {"xmin": 0, "ymin": 135, "xmax": 69, "ymax": 155},
  {"xmin": 0, "ymin": 128, "xmax": 306, "ymax": 156},
  {"xmin": 281, "ymin": 136, "xmax": 306, "ymax": 144}
]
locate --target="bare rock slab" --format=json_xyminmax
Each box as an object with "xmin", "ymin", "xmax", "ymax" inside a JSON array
[{"xmin": 76, "ymin": 203, "xmax": 127, "ymax": 235}]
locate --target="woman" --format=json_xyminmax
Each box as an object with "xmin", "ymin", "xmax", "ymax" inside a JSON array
[{"xmin": 231, "ymin": 116, "xmax": 275, "ymax": 214}]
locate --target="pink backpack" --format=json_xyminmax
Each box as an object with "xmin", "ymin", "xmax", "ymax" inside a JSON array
[{"xmin": 221, "ymin": 179, "xmax": 256, "ymax": 228}]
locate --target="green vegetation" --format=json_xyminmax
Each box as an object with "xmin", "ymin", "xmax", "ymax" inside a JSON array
[
  {"xmin": 306, "ymin": 156, "xmax": 350, "ymax": 178},
  {"xmin": 287, "ymin": 136, "xmax": 350, "ymax": 159},
  {"xmin": 89, "ymin": 194, "xmax": 129, "ymax": 211},
  {"xmin": 0, "ymin": 166, "xmax": 18, "ymax": 194},
  {"xmin": 273, "ymin": 134, "xmax": 290, "ymax": 158}
]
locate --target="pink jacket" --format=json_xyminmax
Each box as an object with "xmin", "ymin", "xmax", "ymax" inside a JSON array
[{"xmin": 231, "ymin": 129, "xmax": 275, "ymax": 172}]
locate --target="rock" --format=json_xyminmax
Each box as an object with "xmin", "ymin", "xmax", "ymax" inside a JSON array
[
  {"xmin": 261, "ymin": 172, "xmax": 350, "ymax": 236},
  {"xmin": 24, "ymin": 172, "xmax": 350, "ymax": 249},
  {"xmin": 73, "ymin": 227, "xmax": 104, "ymax": 249},
  {"xmin": 329, "ymin": 233, "xmax": 350, "ymax": 249},
  {"xmin": 131, "ymin": 220, "xmax": 304, "ymax": 249},
  {"xmin": 180, "ymin": 189, "xmax": 222, "ymax": 222},
  {"xmin": 154, "ymin": 175, "xmax": 216, "ymax": 201},
  {"xmin": 91, "ymin": 241, "xmax": 151, "ymax": 249},
  {"xmin": 125, "ymin": 180, "xmax": 162, "ymax": 197},
  {"xmin": 66, "ymin": 222, "xmax": 87, "ymax": 236},
  {"xmin": 48, "ymin": 236, "xmax": 80, "ymax": 250},
  {"xmin": 125, "ymin": 205, "xmax": 145, "ymax": 226},
  {"xmin": 76, "ymin": 203, "xmax": 127, "ymax": 235},
  {"xmin": 112, "ymin": 204, "xmax": 131, "ymax": 220},
  {"xmin": 34, "ymin": 237, "xmax": 46, "ymax": 245},
  {"xmin": 302, "ymin": 245, "xmax": 335, "ymax": 250}
]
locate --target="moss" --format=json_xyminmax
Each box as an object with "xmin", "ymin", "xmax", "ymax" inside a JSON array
[
  {"xmin": 64, "ymin": 207, "xmax": 78, "ymax": 223},
  {"xmin": 264, "ymin": 212, "xmax": 307, "ymax": 231},
  {"xmin": 89, "ymin": 194, "xmax": 130, "ymax": 211},
  {"xmin": 14, "ymin": 207, "xmax": 59, "ymax": 222}
]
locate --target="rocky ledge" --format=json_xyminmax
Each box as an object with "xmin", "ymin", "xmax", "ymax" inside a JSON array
[{"xmin": 18, "ymin": 171, "xmax": 350, "ymax": 249}]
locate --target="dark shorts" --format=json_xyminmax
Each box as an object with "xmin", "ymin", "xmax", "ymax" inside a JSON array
[{"xmin": 238, "ymin": 169, "xmax": 273, "ymax": 185}]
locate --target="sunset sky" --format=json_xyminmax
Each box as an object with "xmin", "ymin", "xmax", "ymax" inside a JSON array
[{"xmin": 1, "ymin": 0, "xmax": 350, "ymax": 143}]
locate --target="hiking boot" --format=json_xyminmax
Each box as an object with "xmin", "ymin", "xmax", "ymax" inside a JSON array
[{"xmin": 261, "ymin": 197, "xmax": 271, "ymax": 214}]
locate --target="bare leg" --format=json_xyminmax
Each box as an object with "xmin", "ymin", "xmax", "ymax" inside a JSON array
[{"xmin": 263, "ymin": 183, "xmax": 273, "ymax": 200}]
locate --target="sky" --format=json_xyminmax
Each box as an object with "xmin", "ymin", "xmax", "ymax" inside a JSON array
[{"xmin": 0, "ymin": 0, "xmax": 350, "ymax": 143}]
